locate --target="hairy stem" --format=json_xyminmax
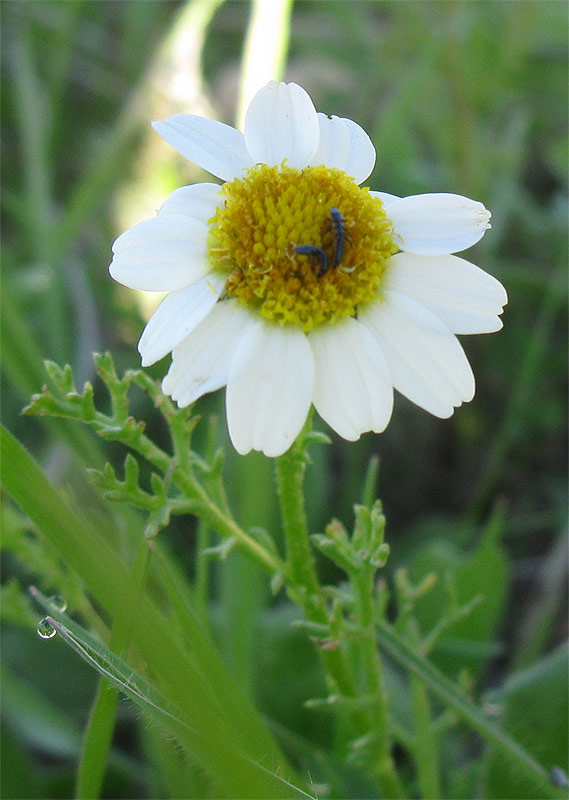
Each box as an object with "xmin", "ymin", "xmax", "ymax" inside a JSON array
[
  {"xmin": 275, "ymin": 436, "xmax": 404, "ymax": 799},
  {"xmin": 353, "ymin": 567, "xmax": 406, "ymax": 799}
]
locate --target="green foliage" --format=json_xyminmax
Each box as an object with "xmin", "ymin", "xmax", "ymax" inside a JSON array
[
  {"xmin": 1, "ymin": 422, "xmax": 308, "ymax": 799},
  {"xmin": 404, "ymin": 509, "xmax": 510, "ymax": 677},
  {"xmin": 1, "ymin": 0, "xmax": 567, "ymax": 798},
  {"xmin": 485, "ymin": 644, "xmax": 569, "ymax": 799},
  {"xmin": 4, "ymin": 353, "xmax": 567, "ymax": 798}
]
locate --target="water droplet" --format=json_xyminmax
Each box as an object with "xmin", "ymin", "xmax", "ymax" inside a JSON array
[
  {"xmin": 37, "ymin": 617, "xmax": 57, "ymax": 639},
  {"xmin": 550, "ymin": 767, "xmax": 569, "ymax": 788},
  {"xmin": 47, "ymin": 594, "xmax": 67, "ymax": 612}
]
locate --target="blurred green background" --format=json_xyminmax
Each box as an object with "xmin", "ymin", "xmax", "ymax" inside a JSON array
[{"xmin": 1, "ymin": 1, "xmax": 567, "ymax": 798}]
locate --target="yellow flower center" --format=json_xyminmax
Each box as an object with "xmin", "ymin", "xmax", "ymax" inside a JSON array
[{"xmin": 207, "ymin": 163, "xmax": 397, "ymax": 332}]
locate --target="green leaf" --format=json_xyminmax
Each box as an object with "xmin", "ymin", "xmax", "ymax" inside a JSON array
[
  {"xmin": 484, "ymin": 643, "xmax": 569, "ymax": 799},
  {"xmin": 1, "ymin": 424, "xmax": 309, "ymax": 799},
  {"xmin": 39, "ymin": 604, "xmax": 309, "ymax": 799},
  {"xmin": 375, "ymin": 620, "xmax": 566, "ymax": 800}
]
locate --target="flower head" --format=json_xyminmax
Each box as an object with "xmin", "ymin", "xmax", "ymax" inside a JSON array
[{"xmin": 110, "ymin": 81, "xmax": 507, "ymax": 457}]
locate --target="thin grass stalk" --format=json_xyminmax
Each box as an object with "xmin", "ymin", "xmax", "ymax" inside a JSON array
[{"xmin": 76, "ymin": 534, "xmax": 152, "ymax": 798}]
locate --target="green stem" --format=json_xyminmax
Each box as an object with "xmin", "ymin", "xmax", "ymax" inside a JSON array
[
  {"xmin": 195, "ymin": 490, "xmax": 285, "ymax": 575},
  {"xmin": 275, "ymin": 442, "xmax": 356, "ymax": 696},
  {"xmin": 275, "ymin": 439, "xmax": 321, "ymax": 600},
  {"xmin": 194, "ymin": 416, "xmax": 220, "ymax": 622},
  {"xmin": 353, "ymin": 568, "xmax": 406, "ymax": 799},
  {"xmin": 76, "ymin": 682, "xmax": 119, "ymax": 800},
  {"xmin": 118, "ymin": 425, "xmax": 284, "ymax": 576},
  {"xmin": 410, "ymin": 673, "xmax": 441, "ymax": 800},
  {"xmin": 401, "ymin": 618, "xmax": 441, "ymax": 798},
  {"xmin": 274, "ymin": 435, "xmax": 394, "ymax": 770}
]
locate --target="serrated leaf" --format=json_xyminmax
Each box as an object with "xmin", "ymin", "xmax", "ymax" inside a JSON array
[
  {"xmin": 21, "ymin": 387, "xmax": 63, "ymax": 417},
  {"xmin": 44, "ymin": 361, "xmax": 76, "ymax": 394}
]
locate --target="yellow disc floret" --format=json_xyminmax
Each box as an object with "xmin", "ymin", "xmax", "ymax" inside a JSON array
[{"xmin": 207, "ymin": 163, "xmax": 396, "ymax": 332}]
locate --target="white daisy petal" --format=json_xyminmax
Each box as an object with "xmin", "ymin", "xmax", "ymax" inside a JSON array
[
  {"xmin": 384, "ymin": 252, "xmax": 508, "ymax": 334},
  {"xmin": 309, "ymin": 114, "xmax": 376, "ymax": 184},
  {"xmin": 370, "ymin": 190, "xmax": 400, "ymax": 206},
  {"xmin": 387, "ymin": 193, "xmax": 492, "ymax": 255},
  {"xmin": 226, "ymin": 322, "xmax": 315, "ymax": 456},
  {"xmin": 158, "ymin": 183, "xmax": 225, "ymax": 224},
  {"xmin": 309, "ymin": 318, "xmax": 393, "ymax": 440},
  {"xmin": 110, "ymin": 80, "xmax": 504, "ymax": 451},
  {"xmin": 138, "ymin": 272, "xmax": 226, "ymax": 367},
  {"xmin": 244, "ymin": 81, "xmax": 320, "ymax": 169},
  {"xmin": 162, "ymin": 302, "xmax": 255, "ymax": 407},
  {"xmin": 110, "ymin": 214, "xmax": 209, "ymax": 291},
  {"xmin": 360, "ymin": 291, "xmax": 475, "ymax": 418},
  {"xmin": 152, "ymin": 115, "xmax": 252, "ymax": 182}
]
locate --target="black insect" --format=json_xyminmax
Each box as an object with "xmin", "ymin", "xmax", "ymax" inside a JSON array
[
  {"xmin": 329, "ymin": 207, "xmax": 346, "ymax": 269},
  {"xmin": 294, "ymin": 244, "xmax": 329, "ymax": 277},
  {"xmin": 294, "ymin": 208, "xmax": 349, "ymax": 278}
]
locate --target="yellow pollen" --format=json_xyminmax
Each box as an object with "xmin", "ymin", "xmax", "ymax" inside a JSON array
[{"xmin": 207, "ymin": 163, "xmax": 397, "ymax": 331}]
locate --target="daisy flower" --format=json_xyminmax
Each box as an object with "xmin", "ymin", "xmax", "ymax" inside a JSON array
[{"xmin": 110, "ymin": 81, "xmax": 507, "ymax": 457}]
